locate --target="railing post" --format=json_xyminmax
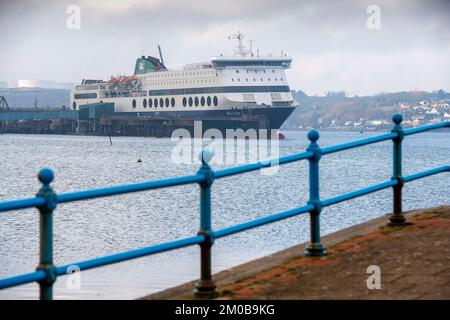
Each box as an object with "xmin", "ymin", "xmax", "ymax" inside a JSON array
[
  {"xmin": 35, "ymin": 168, "xmax": 58, "ymax": 300},
  {"xmin": 389, "ymin": 113, "xmax": 406, "ymax": 225},
  {"xmin": 305, "ymin": 130, "xmax": 326, "ymax": 257},
  {"xmin": 194, "ymin": 150, "xmax": 218, "ymax": 298}
]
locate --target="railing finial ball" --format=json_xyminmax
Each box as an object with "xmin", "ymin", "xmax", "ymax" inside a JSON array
[
  {"xmin": 199, "ymin": 150, "xmax": 213, "ymax": 164},
  {"xmin": 38, "ymin": 168, "xmax": 54, "ymax": 185},
  {"xmin": 392, "ymin": 113, "xmax": 403, "ymax": 124},
  {"xmin": 307, "ymin": 130, "xmax": 320, "ymax": 142}
]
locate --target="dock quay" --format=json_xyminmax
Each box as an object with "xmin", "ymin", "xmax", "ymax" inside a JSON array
[{"xmin": 0, "ymin": 103, "xmax": 271, "ymax": 137}]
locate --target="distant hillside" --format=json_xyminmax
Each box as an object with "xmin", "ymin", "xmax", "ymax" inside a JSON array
[
  {"xmin": 0, "ymin": 88, "xmax": 70, "ymax": 109},
  {"xmin": 283, "ymin": 90, "xmax": 450, "ymax": 129}
]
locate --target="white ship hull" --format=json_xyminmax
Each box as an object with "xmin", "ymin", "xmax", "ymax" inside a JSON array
[{"xmin": 70, "ymin": 34, "xmax": 298, "ymax": 130}]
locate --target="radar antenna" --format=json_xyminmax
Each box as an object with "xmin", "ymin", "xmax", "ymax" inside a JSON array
[{"xmin": 228, "ymin": 31, "xmax": 248, "ymax": 56}]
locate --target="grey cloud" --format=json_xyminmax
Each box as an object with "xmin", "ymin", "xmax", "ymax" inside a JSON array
[{"xmin": 0, "ymin": 0, "xmax": 449, "ymax": 95}]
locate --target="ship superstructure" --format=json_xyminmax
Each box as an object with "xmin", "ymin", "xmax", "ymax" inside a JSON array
[{"xmin": 70, "ymin": 33, "xmax": 297, "ymax": 131}]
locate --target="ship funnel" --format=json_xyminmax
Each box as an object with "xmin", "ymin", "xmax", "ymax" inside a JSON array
[{"xmin": 158, "ymin": 45, "xmax": 165, "ymax": 66}]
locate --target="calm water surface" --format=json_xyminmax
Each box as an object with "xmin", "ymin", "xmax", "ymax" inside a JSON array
[{"xmin": 0, "ymin": 131, "xmax": 448, "ymax": 299}]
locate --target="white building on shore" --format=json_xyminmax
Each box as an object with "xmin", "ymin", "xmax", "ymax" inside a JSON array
[{"xmin": 17, "ymin": 80, "xmax": 75, "ymax": 89}]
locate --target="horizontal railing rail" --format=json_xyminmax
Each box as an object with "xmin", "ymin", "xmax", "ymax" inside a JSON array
[{"xmin": 0, "ymin": 114, "xmax": 449, "ymax": 299}]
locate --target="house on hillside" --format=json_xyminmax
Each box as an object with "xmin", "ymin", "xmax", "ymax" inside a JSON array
[{"xmin": 426, "ymin": 107, "xmax": 440, "ymax": 115}]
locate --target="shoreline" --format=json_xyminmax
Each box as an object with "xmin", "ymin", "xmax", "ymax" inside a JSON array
[{"xmin": 142, "ymin": 206, "xmax": 450, "ymax": 300}]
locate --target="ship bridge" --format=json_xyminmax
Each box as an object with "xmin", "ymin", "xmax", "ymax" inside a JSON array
[
  {"xmin": 211, "ymin": 57, "xmax": 292, "ymax": 68},
  {"xmin": 211, "ymin": 31, "xmax": 292, "ymax": 69}
]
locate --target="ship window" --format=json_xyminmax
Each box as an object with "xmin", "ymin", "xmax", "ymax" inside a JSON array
[
  {"xmin": 246, "ymin": 78, "xmax": 248, "ymax": 81},
  {"xmin": 253, "ymin": 78, "xmax": 256, "ymax": 81},
  {"xmin": 160, "ymin": 98, "xmax": 164, "ymax": 107},
  {"xmin": 238, "ymin": 78, "xmax": 240, "ymax": 81},
  {"xmin": 165, "ymin": 98, "xmax": 169, "ymax": 107},
  {"xmin": 149, "ymin": 98, "xmax": 153, "ymax": 108},
  {"xmin": 194, "ymin": 96, "xmax": 199, "ymax": 107},
  {"xmin": 188, "ymin": 97, "xmax": 193, "ymax": 107},
  {"xmin": 275, "ymin": 78, "xmax": 278, "ymax": 81},
  {"xmin": 236, "ymin": 70, "xmax": 239, "ymax": 73},
  {"xmin": 207, "ymin": 96, "xmax": 211, "ymax": 106},
  {"xmin": 261, "ymin": 78, "xmax": 264, "ymax": 81},
  {"xmin": 132, "ymin": 99, "xmax": 136, "ymax": 108},
  {"xmin": 200, "ymin": 96, "xmax": 205, "ymax": 106},
  {"xmin": 183, "ymin": 97, "xmax": 187, "ymax": 107},
  {"xmin": 171, "ymin": 97, "xmax": 175, "ymax": 107},
  {"xmin": 143, "ymin": 99, "xmax": 147, "ymax": 108},
  {"xmin": 74, "ymin": 93, "xmax": 97, "ymax": 99},
  {"xmin": 213, "ymin": 96, "xmax": 218, "ymax": 106},
  {"xmin": 154, "ymin": 98, "xmax": 158, "ymax": 108},
  {"xmin": 146, "ymin": 85, "xmax": 290, "ymax": 96}
]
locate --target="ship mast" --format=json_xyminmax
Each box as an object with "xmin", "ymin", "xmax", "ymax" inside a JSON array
[{"xmin": 229, "ymin": 31, "xmax": 248, "ymax": 57}]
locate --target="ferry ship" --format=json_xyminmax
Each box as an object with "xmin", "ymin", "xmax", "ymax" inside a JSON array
[{"xmin": 70, "ymin": 33, "xmax": 297, "ymax": 132}]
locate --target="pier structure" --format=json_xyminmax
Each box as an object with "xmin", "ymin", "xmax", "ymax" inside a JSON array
[
  {"xmin": 0, "ymin": 103, "xmax": 270, "ymax": 137},
  {"xmin": 0, "ymin": 109, "xmax": 78, "ymax": 134},
  {"xmin": 0, "ymin": 114, "xmax": 448, "ymax": 299}
]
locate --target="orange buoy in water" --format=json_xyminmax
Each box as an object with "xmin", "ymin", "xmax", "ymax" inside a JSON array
[{"xmin": 275, "ymin": 131, "xmax": 286, "ymax": 139}]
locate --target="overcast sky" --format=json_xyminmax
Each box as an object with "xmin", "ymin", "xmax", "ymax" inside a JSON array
[{"xmin": 1, "ymin": 0, "xmax": 449, "ymax": 95}]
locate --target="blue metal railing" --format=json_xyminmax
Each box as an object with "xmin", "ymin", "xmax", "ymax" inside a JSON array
[{"xmin": 0, "ymin": 114, "xmax": 449, "ymax": 299}]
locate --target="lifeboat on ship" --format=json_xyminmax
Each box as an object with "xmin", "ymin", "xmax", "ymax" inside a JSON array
[{"xmin": 108, "ymin": 75, "xmax": 137, "ymax": 83}]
